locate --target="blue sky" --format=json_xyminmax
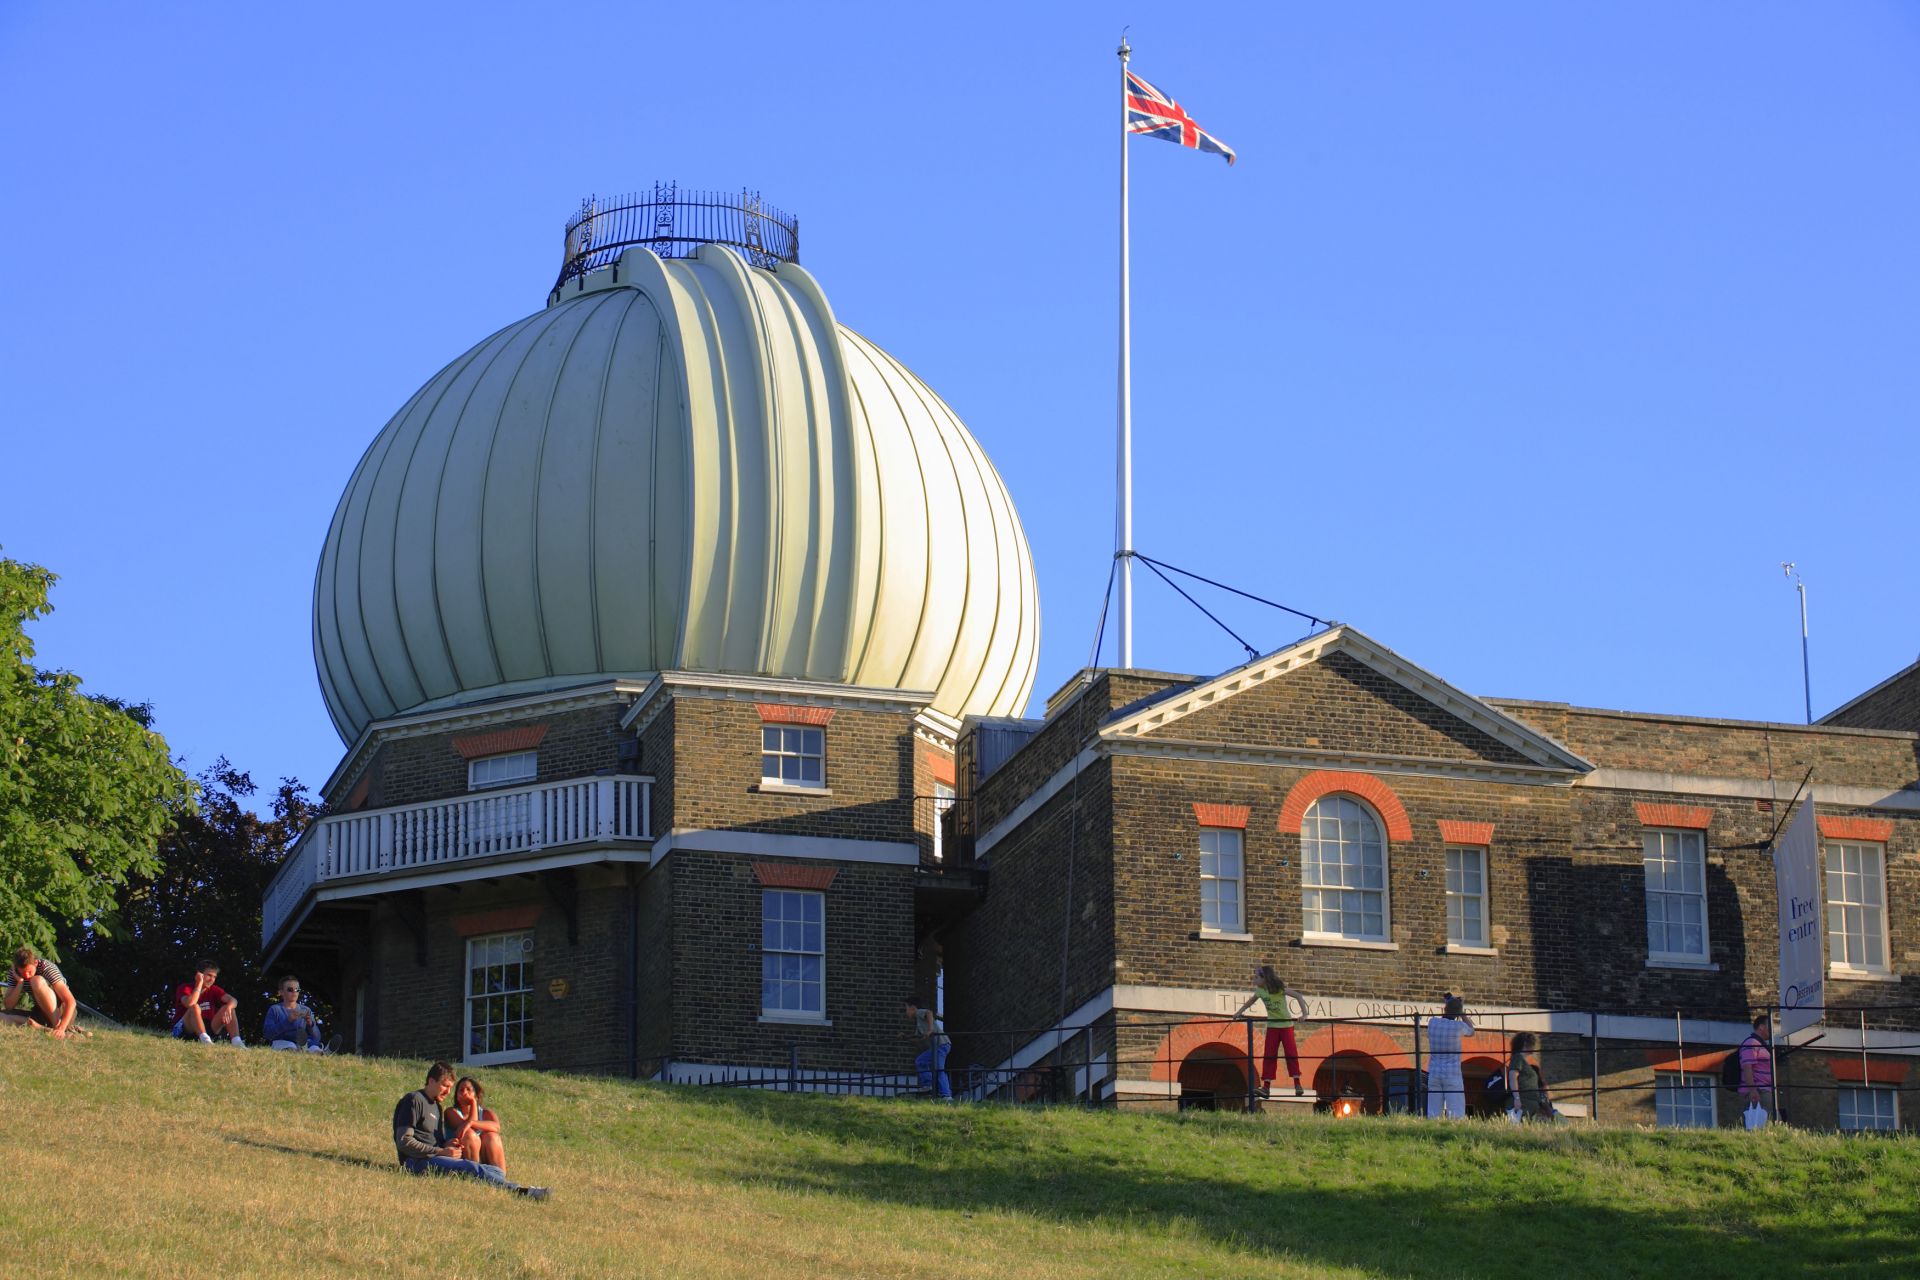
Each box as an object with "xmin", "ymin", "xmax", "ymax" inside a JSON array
[{"xmin": 4, "ymin": 3, "xmax": 1917, "ymax": 797}]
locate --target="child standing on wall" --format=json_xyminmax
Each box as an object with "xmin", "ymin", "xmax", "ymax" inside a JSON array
[{"xmin": 1236, "ymin": 965, "xmax": 1308, "ymax": 1098}]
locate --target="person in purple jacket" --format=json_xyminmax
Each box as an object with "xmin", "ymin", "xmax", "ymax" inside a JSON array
[{"xmin": 1738, "ymin": 1013, "xmax": 1774, "ymax": 1119}]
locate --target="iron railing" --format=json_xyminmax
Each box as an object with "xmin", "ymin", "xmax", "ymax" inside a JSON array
[
  {"xmin": 675, "ymin": 1000, "xmax": 1920, "ymax": 1132},
  {"xmin": 554, "ymin": 182, "xmax": 799, "ymax": 289}
]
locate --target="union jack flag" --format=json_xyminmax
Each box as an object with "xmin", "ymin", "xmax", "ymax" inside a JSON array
[{"xmin": 1126, "ymin": 69, "xmax": 1236, "ymax": 166}]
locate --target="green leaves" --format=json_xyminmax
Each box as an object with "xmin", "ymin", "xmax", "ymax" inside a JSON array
[{"xmin": 0, "ymin": 553, "xmax": 196, "ymax": 959}]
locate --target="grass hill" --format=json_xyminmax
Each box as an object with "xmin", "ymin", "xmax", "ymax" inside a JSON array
[{"xmin": 1, "ymin": 1028, "xmax": 1915, "ymax": 1279}]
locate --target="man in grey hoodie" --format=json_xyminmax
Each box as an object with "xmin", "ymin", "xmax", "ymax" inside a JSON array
[{"xmin": 393, "ymin": 1061, "xmax": 549, "ymax": 1200}]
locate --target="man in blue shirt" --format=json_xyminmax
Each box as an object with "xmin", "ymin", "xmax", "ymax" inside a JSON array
[{"xmin": 262, "ymin": 974, "xmax": 325, "ymax": 1051}]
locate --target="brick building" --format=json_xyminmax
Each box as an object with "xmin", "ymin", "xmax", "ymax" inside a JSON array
[
  {"xmin": 268, "ymin": 195, "xmax": 1918, "ymax": 1133},
  {"xmin": 263, "ymin": 197, "xmax": 1033, "ymax": 1086},
  {"xmin": 941, "ymin": 627, "xmax": 1920, "ymax": 1131}
]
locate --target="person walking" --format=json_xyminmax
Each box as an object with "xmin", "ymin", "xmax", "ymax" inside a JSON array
[
  {"xmin": 1235, "ymin": 965, "xmax": 1308, "ymax": 1098},
  {"xmin": 905, "ymin": 994, "xmax": 952, "ymax": 1100},
  {"xmin": 1425, "ymin": 994, "xmax": 1475, "ymax": 1119},
  {"xmin": 1507, "ymin": 1032, "xmax": 1552, "ymax": 1121},
  {"xmin": 1738, "ymin": 1013, "xmax": 1774, "ymax": 1125}
]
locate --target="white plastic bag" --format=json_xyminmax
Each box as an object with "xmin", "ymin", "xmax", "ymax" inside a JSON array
[{"xmin": 1743, "ymin": 1102, "xmax": 1768, "ymax": 1130}]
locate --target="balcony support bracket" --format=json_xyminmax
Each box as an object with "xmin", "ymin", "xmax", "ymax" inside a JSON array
[{"xmin": 542, "ymin": 867, "xmax": 580, "ymax": 946}]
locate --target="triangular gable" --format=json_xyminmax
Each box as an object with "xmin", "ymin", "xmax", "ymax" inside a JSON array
[{"xmin": 1100, "ymin": 626, "xmax": 1591, "ymax": 774}]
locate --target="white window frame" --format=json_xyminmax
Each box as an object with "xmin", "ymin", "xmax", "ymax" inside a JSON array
[
  {"xmin": 1837, "ymin": 1084, "xmax": 1899, "ymax": 1132},
  {"xmin": 468, "ymin": 750, "xmax": 537, "ymax": 791},
  {"xmin": 1653, "ymin": 1071, "xmax": 1718, "ymax": 1129},
  {"xmin": 463, "ymin": 931, "xmax": 534, "ymax": 1066},
  {"xmin": 1299, "ymin": 796, "xmax": 1390, "ymax": 944},
  {"xmin": 1643, "ymin": 828, "xmax": 1710, "ymax": 964},
  {"xmin": 931, "ymin": 782, "xmax": 956, "ymax": 863},
  {"xmin": 1444, "ymin": 845, "xmax": 1489, "ymax": 949},
  {"xmin": 761, "ymin": 725, "xmax": 826, "ymax": 789},
  {"xmin": 760, "ymin": 889, "xmax": 826, "ymax": 1022},
  {"xmin": 1198, "ymin": 827, "xmax": 1245, "ymax": 934},
  {"xmin": 1825, "ymin": 841, "xmax": 1890, "ymax": 975}
]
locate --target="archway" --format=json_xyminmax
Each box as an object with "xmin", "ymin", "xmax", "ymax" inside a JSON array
[
  {"xmin": 1178, "ymin": 1042, "xmax": 1252, "ymax": 1111},
  {"xmin": 1313, "ymin": 1050, "xmax": 1383, "ymax": 1115},
  {"xmin": 1464, "ymin": 1055, "xmax": 1506, "ymax": 1116}
]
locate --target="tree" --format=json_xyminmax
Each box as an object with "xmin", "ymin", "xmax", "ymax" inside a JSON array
[
  {"xmin": 62, "ymin": 760, "xmax": 318, "ymax": 1026},
  {"xmin": 0, "ymin": 554, "xmax": 194, "ymax": 959}
]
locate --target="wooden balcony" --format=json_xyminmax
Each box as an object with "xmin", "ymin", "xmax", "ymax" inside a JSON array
[{"xmin": 263, "ymin": 774, "xmax": 653, "ymax": 952}]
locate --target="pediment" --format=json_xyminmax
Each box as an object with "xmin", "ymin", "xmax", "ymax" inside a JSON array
[{"xmin": 1100, "ymin": 627, "xmax": 1590, "ymax": 774}]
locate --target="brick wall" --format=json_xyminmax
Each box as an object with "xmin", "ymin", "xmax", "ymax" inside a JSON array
[
  {"xmin": 1151, "ymin": 652, "xmax": 1533, "ymax": 766},
  {"xmin": 1824, "ymin": 663, "xmax": 1920, "ymax": 733},
  {"xmin": 368, "ymin": 865, "xmax": 637, "ymax": 1076},
  {"xmin": 664, "ymin": 850, "xmax": 917, "ymax": 1073},
  {"xmin": 339, "ymin": 701, "xmax": 633, "ymax": 810},
  {"xmin": 1109, "ymin": 757, "xmax": 1570, "ymax": 1010},
  {"xmin": 666, "ymin": 697, "xmax": 914, "ymax": 843},
  {"xmin": 634, "ymin": 859, "xmax": 674, "ymax": 1065},
  {"xmin": 638, "ymin": 700, "xmax": 676, "ymax": 835},
  {"xmin": 943, "ymin": 757, "xmax": 1117, "ymax": 1061},
  {"xmin": 1496, "ymin": 702, "xmax": 1920, "ymax": 792},
  {"xmin": 973, "ymin": 671, "xmax": 1186, "ymax": 833}
]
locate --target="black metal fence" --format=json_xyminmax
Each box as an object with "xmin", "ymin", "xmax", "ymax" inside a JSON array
[
  {"xmin": 554, "ymin": 182, "xmax": 800, "ymax": 289},
  {"xmin": 673, "ymin": 1002, "xmax": 1920, "ymax": 1132}
]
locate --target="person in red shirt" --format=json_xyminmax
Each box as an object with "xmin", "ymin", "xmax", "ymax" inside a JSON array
[{"xmin": 174, "ymin": 959, "xmax": 245, "ymax": 1046}]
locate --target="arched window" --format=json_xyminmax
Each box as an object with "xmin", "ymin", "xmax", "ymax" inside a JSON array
[{"xmin": 1300, "ymin": 796, "xmax": 1389, "ymax": 942}]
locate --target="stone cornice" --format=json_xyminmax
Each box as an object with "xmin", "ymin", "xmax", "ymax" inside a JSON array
[
  {"xmin": 1101, "ymin": 736, "xmax": 1580, "ymax": 787},
  {"xmin": 620, "ymin": 671, "xmax": 932, "ymax": 735},
  {"xmin": 322, "ymin": 680, "xmax": 653, "ymax": 802},
  {"xmin": 1100, "ymin": 626, "xmax": 1593, "ymax": 774}
]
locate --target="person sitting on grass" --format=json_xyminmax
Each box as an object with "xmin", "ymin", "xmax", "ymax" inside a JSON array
[
  {"xmin": 1, "ymin": 946, "xmax": 79, "ymax": 1039},
  {"xmin": 262, "ymin": 974, "xmax": 326, "ymax": 1052},
  {"xmin": 393, "ymin": 1061, "xmax": 548, "ymax": 1200},
  {"xmin": 905, "ymin": 994, "xmax": 952, "ymax": 1100},
  {"xmin": 173, "ymin": 959, "xmax": 245, "ymax": 1046},
  {"xmin": 444, "ymin": 1077, "xmax": 507, "ymax": 1173}
]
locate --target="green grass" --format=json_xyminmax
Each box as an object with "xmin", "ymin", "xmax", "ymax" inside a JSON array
[{"xmin": 1, "ymin": 1027, "xmax": 1915, "ymax": 1278}]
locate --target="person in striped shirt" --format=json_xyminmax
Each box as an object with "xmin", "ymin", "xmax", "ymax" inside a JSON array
[
  {"xmin": 2, "ymin": 946, "xmax": 79, "ymax": 1038},
  {"xmin": 1425, "ymin": 994, "xmax": 1475, "ymax": 1119}
]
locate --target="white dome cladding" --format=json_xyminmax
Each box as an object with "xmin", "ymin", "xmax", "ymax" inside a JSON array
[{"xmin": 314, "ymin": 243, "xmax": 1040, "ymax": 741}]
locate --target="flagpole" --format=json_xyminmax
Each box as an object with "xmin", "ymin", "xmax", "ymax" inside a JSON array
[{"xmin": 1117, "ymin": 33, "xmax": 1134, "ymax": 669}]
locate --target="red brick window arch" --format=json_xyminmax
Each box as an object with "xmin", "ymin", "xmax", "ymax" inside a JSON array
[{"xmin": 1279, "ymin": 772, "xmax": 1411, "ymax": 945}]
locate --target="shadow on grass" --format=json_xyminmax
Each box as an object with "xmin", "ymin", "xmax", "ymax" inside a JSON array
[
  {"xmin": 669, "ymin": 1090, "xmax": 1920, "ymax": 1280},
  {"xmin": 222, "ymin": 1135, "xmax": 395, "ymax": 1175}
]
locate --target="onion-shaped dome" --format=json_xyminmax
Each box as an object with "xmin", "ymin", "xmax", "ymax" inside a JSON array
[{"xmin": 314, "ymin": 243, "xmax": 1040, "ymax": 741}]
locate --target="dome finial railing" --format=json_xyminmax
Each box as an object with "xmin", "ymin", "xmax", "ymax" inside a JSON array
[{"xmin": 555, "ymin": 183, "xmax": 800, "ymax": 289}]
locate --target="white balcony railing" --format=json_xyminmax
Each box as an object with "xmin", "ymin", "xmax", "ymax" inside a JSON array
[{"xmin": 263, "ymin": 774, "xmax": 652, "ymax": 949}]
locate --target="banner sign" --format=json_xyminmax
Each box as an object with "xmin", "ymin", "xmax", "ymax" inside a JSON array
[{"xmin": 1774, "ymin": 796, "xmax": 1824, "ymax": 1037}]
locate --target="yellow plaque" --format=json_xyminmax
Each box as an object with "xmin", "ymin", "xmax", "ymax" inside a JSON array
[{"xmin": 547, "ymin": 977, "xmax": 570, "ymax": 1000}]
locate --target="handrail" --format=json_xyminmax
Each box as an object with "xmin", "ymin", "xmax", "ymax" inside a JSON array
[
  {"xmin": 261, "ymin": 774, "xmax": 654, "ymax": 949},
  {"xmin": 554, "ymin": 183, "xmax": 799, "ymax": 289}
]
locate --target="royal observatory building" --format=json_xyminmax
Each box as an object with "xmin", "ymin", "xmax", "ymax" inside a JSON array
[
  {"xmin": 269, "ymin": 187, "xmax": 1920, "ymax": 1130},
  {"xmin": 266, "ymin": 188, "xmax": 1036, "ymax": 1076}
]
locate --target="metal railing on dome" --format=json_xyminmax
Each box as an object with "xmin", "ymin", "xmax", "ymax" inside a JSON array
[{"xmin": 553, "ymin": 182, "xmax": 800, "ymax": 289}]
